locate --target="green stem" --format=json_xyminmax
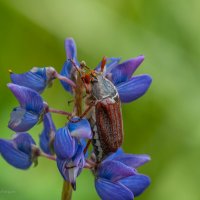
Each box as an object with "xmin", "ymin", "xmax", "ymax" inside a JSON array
[
  {"xmin": 62, "ymin": 182, "xmax": 72, "ymax": 200},
  {"xmin": 61, "ymin": 74, "xmax": 84, "ymax": 200}
]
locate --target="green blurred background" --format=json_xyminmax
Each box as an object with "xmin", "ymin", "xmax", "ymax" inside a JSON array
[{"xmin": 0, "ymin": 0, "xmax": 200, "ymax": 199}]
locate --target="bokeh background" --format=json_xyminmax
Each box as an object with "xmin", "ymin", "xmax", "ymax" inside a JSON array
[{"xmin": 0, "ymin": 0, "xmax": 200, "ymax": 200}]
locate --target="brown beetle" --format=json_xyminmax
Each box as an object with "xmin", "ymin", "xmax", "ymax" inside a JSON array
[{"xmin": 82, "ymin": 57, "xmax": 124, "ymax": 162}]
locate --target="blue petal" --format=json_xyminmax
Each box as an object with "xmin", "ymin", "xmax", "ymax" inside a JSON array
[
  {"xmin": 42, "ymin": 113, "xmax": 56, "ymax": 138},
  {"xmin": 95, "ymin": 57, "xmax": 121, "ymax": 72},
  {"xmin": 80, "ymin": 139, "xmax": 89, "ymax": 158},
  {"xmin": 72, "ymin": 143, "xmax": 85, "ymax": 168},
  {"xmin": 56, "ymin": 158, "xmax": 80, "ymax": 189},
  {"xmin": 56, "ymin": 158, "xmax": 70, "ymax": 180},
  {"xmin": 109, "ymin": 56, "xmax": 144, "ymax": 85},
  {"xmin": 67, "ymin": 118, "xmax": 92, "ymax": 139},
  {"xmin": 97, "ymin": 160, "xmax": 135, "ymax": 182},
  {"xmin": 61, "ymin": 38, "xmax": 79, "ymax": 93},
  {"xmin": 12, "ymin": 133, "xmax": 35, "ymax": 155},
  {"xmin": 0, "ymin": 139, "xmax": 32, "ymax": 169},
  {"xmin": 54, "ymin": 127, "xmax": 76, "ymax": 159},
  {"xmin": 10, "ymin": 71, "xmax": 46, "ymax": 93},
  {"xmin": 114, "ymin": 154, "xmax": 151, "ymax": 168},
  {"xmin": 104, "ymin": 148, "xmax": 124, "ymax": 161},
  {"xmin": 10, "ymin": 67, "xmax": 55, "ymax": 93},
  {"xmin": 120, "ymin": 174, "xmax": 151, "ymax": 197},
  {"xmin": 117, "ymin": 75, "xmax": 152, "ymax": 103},
  {"xmin": 45, "ymin": 67, "xmax": 56, "ymax": 86},
  {"xmin": 39, "ymin": 132, "xmax": 52, "ymax": 155},
  {"xmin": 95, "ymin": 178, "xmax": 133, "ymax": 200},
  {"xmin": 39, "ymin": 113, "xmax": 56, "ymax": 154},
  {"xmin": 56, "ymin": 143, "xmax": 85, "ymax": 187},
  {"xmin": 65, "ymin": 38, "xmax": 77, "ymax": 61},
  {"xmin": 8, "ymin": 107, "xmax": 39, "ymax": 132},
  {"xmin": 60, "ymin": 60, "xmax": 73, "ymax": 93},
  {"xmin": 57, "ymin": 142, "xmax": 84, "ymax": 182},
  {"xmin": 7, "ymin": 83, "xmax": 44, "ymax": 114}
]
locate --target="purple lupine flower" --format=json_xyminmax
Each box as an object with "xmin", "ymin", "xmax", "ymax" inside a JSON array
[
  {"xmin": 0, "ymin": 38, "xmax": 152, "ymax": 199},
  {"xmin": 60, "ymin": 38, "xmax": 152, "ymax": 103},
  {"xmin": 57, "ymin": 143, "xmax": 85, "ymax": 190},
  {"xmin": 94, "ymin": 150, "xmax": 151, "ymax": 200},
  {"xmin": 54, "ymin": 117, "xmax": 92, "ymax": 189},
  {"xmin": 95, "ymin": 56, "xmax": 152, "ymax": 103},
  {"xmin": 7, "ymin": 83, "xmax": 44, "ymax": 132},
  {"xmin": 60, "ymin": 38, "xmax": 79, "ymax": 93},
  {"xmin": 10, "ymin": 67, "xmax": 56, "ymax": 93},
  {"xmin": 39, "ymin": 113, "xmax": 56, "ymax": 155},
  {"xmin": 54, "ymin": 127, "xmax": 77, "ymax": 159},
  {"xmin": 0, "ymin": 133, "xmax": 37, "ymax": 169}
]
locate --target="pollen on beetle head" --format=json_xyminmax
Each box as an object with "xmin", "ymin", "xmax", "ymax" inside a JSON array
[{"xmin": 80, "ymin": 60, "xmax": 87, "ymax": 69}]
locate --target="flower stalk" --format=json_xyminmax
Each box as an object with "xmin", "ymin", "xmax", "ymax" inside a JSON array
[
  {"xmin": 62, "ymin": 181, "xmax": 73, "ymax": 200},
  {"xmin": 48, "ymin": 108, "xmax": 72, "ymax": 117},
  {"xmin": 40, "ymin": 152, "xmax": 56, "ymax": 161},
  {"xmin": 62, "ymin": 73, "xmax": 84, "ymax": 200}
]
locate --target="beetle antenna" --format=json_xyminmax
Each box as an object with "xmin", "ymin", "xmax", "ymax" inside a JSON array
[
  {"xmin": 69, "ymin": 59, "xmax": 90, "ymax": 93},
  {"xmin": 69, "ymin": 59, "xmax": 82, "ymax": 77},
  {"xmin": 100, "ymin": 56, "xmax": 107, "ymax": 72},
  {"xmin": 80, "ymin": 60, "xmax": 90, "ymax": 70}
]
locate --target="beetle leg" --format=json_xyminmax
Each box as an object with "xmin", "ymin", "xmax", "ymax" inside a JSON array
[
  {"xmin": 83, "ymin": 139, "xmax": 91, "ymax": 154},
  {"xmin": 85, "ymin": 158, "xmax": 97, "ymax": 169},
  {"xmin": 67, "ymin": 94, "xmax": 87, "ymax": 105},
  {"xmin": 69, "ymin": 101, "xmax": 95, "ymax": 123},
  {"xmin": 70, "ymin": 95, "xmax": 111, "ymax": 122}
]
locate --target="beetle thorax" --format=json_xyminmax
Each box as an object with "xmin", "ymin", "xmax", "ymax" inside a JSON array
[{"xmin": 91, "ymin": 75, "xmax": 118, "ymax": 101}]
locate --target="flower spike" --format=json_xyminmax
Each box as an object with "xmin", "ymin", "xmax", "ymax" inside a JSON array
[{"xmin": 0, "ymin": 38, "xmax": 152, "ymax": 199}]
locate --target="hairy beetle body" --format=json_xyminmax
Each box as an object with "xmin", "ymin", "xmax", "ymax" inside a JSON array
[{"xmin": 86, "ymin": 74, "xmax": 124, "ymax": 162}]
